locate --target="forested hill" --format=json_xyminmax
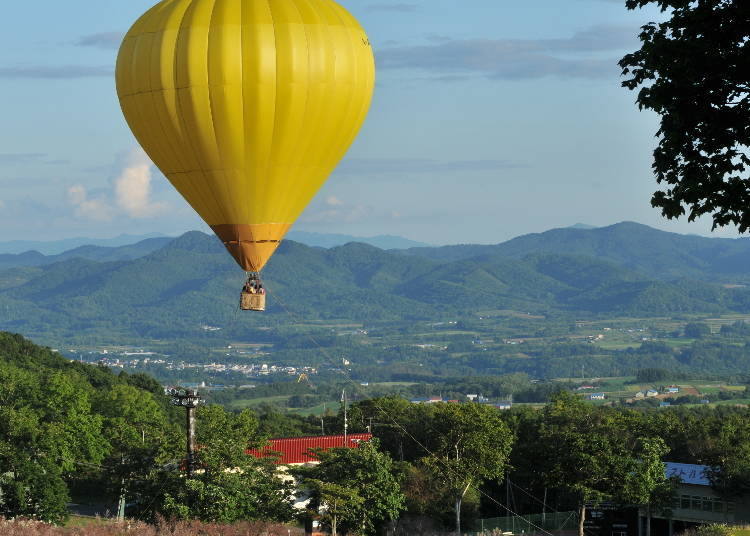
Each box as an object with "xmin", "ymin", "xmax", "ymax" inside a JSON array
[
  {"xmin": 0, "ymin": 236, "xmax": 172, "ymax": 270},
  {"xmin": 2, "ymin": 227, "xmax": 750, "ymax": 344},
  {"xmin": 0, "ymin": 330, "xmax": 174, "ymax": 521},
  {"xmin": 403, "ymin": 221, "xmax": 750, "ymax": 282},
  {"xmin": 0, "ymin": 331, "xmax": 165, "ymax": 397},
  {"xmin": 0, "ymin": 231, "xmax": 427, "ymax": 270}
]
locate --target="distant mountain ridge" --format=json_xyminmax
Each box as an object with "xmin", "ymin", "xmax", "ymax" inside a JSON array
[
  {"xmin": 286, "ymin": 231, "xmax": 430, "ymax": 249},
  {"xmin": 0, "ymin": 231, "xmax": 429, "ymax": 269},
  {"xmin": 0, "ymin": 233, "xmax": 170, "ymax": 255},
  {"xmin": 2, "ymin": 224, "xmax": 750, "ymax": 344},
  {"xmin": 402, "ymin": 222, "xmax": 750, "ymax": 283},
  {"xmin": 0, "ymin": 237, "xmax": 173, "ymax": 270}
]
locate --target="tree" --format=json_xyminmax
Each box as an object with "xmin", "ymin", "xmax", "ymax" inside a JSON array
[
  {"xmin": 422, "ymin": 403, "xmax": 513, "ymax": 536},
  {"xmin": 539, "ymin": 392, "xmax": 670, "ymax": 536},
  {"xmin": 305, "ymin": 480, "xmax": 364, "ymax": 536},
  {"xmin": 619, "ymin": 0, "xmax": 750, "ymax": 230},
  {"xmin": 133, "ymin": 405, "xmax": 295, "ymax": 524},
  {"xmin": 350, "ymin": 396, "xmax": 432, "ymax": 462},
  {"xmin": 95, "ymin": 384, "xmax": 176, "ymax": 513},
  {"xmin": 684, "ymin": 322, "xmax": 711, "ymax": 339},
  {"xmin": 703, "ymin": 412, "xmax": 750, "ymax": 498},
  {"xmin": 621, "ymin": 437, "xmax": 674, "ymax": 536},
  {"xmin": 399, "ymin": 462, "xmax": 481, "ymax": 533},
  {"xmin": 299, "ymin": 439, "xmax": 405, "ymax": 536},
  {"xmin": 0, "ymin": 363, "xmax": 110, "ymax": 524},
  {"xmin": 636, "ymin": 368, "xmax": 671, "ymax": 383},
  {"xmin": 40, "ymin": 372, "xmax": 108, "ymax": 475},
  {"xmin": 0, "ymin": 405, "xmax": 69, "ymax": 524}
]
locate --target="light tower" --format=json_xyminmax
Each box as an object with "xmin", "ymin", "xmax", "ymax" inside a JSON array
[{"xmin": 168, "ymin": 388, "xmax": 204, "ymax": 477}]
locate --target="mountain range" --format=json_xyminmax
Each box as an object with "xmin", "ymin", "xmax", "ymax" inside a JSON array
[
  {"xmin": 285, "ymin": 231, "xmax": 431, "ymax": 249},
  {"xmin": 0, "ymin": 237, "xmax": 173, "ymax": 271},
  {"xmin": 403, "ymin": 221, "xmax": 750, "ymax": 282},
  {"xmin": 2, "ymin": 222, "xmax": 750, "ymax": 345},
  {"xmin": 0, "ymin": 232, "xmax": 430, "ymax": 271},
  {"xmin": 0, "ymin": 233, "xmax": 169, "ymax": 255}
]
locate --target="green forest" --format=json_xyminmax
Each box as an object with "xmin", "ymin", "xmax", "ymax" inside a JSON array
[{"xmin": 4, "ymin": 332, "xmax": 750, "ymax": 535}]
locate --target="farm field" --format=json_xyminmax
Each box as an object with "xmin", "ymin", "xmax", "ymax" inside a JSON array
[{"xmin": 569, "ymin": 376, "xmax": 749, "ymax": 407}]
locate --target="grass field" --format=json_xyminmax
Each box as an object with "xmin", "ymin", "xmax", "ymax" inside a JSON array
[
  {"xmin": 370, "ymin": 382, "xmax": 419, "ymax": 387},
  {"xmin": 226, "ymin": 394, "xmax": 342, "ymax": 415},
  {"xmin": 550, "ymin": 373, "xmax": 748, "ymax": 406},
  {"xmin": 287, "ymin": 399, "xmax": 340, "ymax": 416},
  {"xmin": 714, "ymin": 398, "xmax": 750, "ymax": 406},
  {"xmin": 596, "ymin": 341, "xmax": 642, "ymax": 350},
  {"xmin": 227, "ymin": 395, "xmax": 293, "ymax": 410}
]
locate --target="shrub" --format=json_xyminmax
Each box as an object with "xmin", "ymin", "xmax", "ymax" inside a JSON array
[
  {"xmin": 0, "ymin": 518, "xmax": 303, "ymax": 535},
  {"xmin": 678, "ymin": 523, "xmax": 734, "ymax": 536}
]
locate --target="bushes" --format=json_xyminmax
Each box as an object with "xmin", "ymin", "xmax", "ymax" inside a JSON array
[
  {"xmin": 678, "ymin": 524, "xmax": 734, "ymax": 536},
  {"xmin": 0, "ymin": 518, "xmax": 303, "ymax": 535}
]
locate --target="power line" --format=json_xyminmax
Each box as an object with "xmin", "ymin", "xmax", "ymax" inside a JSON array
[
  {"xmin": 368, "ymin": 396, "xmax": 555, "ymax": 536},
  {"xmin": 270, "ymin": 287, "xmax": 556, "ymax": 536}
]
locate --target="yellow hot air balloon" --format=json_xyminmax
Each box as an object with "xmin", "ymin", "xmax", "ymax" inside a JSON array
[{"xmin": 116, "ymin": 0, "xmax": 375, "ymax": 309}]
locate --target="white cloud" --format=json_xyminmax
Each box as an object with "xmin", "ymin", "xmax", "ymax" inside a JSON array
[
  {"xmin": 67, "ymin": 185, "xmax": 113, "ymax": 221},
  {"xmin": 75, "ymin": 32, "xmax": 125, "ymax": 50},
  {"xmin": 65, "ymin": 148, "xmax": 168, "ymax": 222},
  {"xmin": 325, "ymin": 195, "xmax": 344, "ymax": 207},
  {"xmin": 115, "ymin": 149, "xmax": 167, "ymax": 218},
  {"xmin": 302, "ymin": 196, "xmax": 372, "ymax": 224},
  {"xmin": 377, "ymin": 24, "xmax": 637, "ymax": 80}
]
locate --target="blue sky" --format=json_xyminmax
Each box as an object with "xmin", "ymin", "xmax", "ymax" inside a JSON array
[{"xmin": 0, "ymin": 0, "xmax": 735, "ymax": 245}]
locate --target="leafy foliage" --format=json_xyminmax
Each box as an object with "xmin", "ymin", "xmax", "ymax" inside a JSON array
[
  {"xmin": 0, "ymin": 333, "xmax": 113, "ymax": 523},
  {"xmin": 420, "ymin": 403, "xmax": 513, "ymax": 534},
  {"xmin": 132, "ymin": 406, "xmax": 294, "ymax": 524},
  {"xmin": 537, "ymin": 392, "xmax": 670, "ymax": 536},
  {"xmin": 619, "ymin": 0, "xmax": 750, "ymax": 230},
  {"xmin": 684, "ymin": 322, "xmax": 711, "ymax": 338},
  {"xmin": 0, "ymin": 333, "xmax": 294, "ymax": 526},
  {"xmin": 297, "ymin": 440, "xmax": 406, "ymax": 536}
]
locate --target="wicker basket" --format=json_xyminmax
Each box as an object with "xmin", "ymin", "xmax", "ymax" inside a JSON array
[{"xmin": 241, "ymin": 291, "xmax": 266, "ymax": 311}]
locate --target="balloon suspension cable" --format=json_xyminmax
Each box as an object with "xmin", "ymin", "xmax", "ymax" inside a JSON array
[{"xmin": 243, "ymin": 271, "xmax": 263, "ymax": 288}]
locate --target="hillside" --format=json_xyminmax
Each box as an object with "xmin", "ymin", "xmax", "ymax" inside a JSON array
[
  {"xmin": 404, "ymin": 222, "xmax": 750, "ymax": 282},
  {"xmin": 0, "ymin": 237, "xmax": 172, "ymax": 270},
  {"xmin": 1, "ymin": 228, "xmax": 749, "ymax": 344},
  {"xmin": 0, "ymin": 233, "xmax": 169, "ymax": 255},
  {"xmin": 286, "ymin": 230, "xmax": 430, "ymax": 249},
  {"xmin": 0, "ymin": 231, "xmax": 428, "ymax": 271},
  {"xmin": 0, "ymin": 231, "xmax": 427, "ymax": 271},
  {"xmin": 0, "ymin": 330, "xmax": 175, "ymax": 522}
]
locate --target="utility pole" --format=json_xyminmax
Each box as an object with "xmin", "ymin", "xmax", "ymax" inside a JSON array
[
  {"xmin": 341, "ymin": 389, "xmax": 348, "ymax": 443},
  {"xmin": 116, "ymin": 454, "xmax": 126, "ymax": 522},
  {"xmin": 169, "ymin": 388, "xmax": 204, "ymax": 477}
]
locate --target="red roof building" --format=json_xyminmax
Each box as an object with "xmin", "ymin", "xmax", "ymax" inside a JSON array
[{"xmin": 247, "ymin": 433, "xmax": 372, "ymax": 465}]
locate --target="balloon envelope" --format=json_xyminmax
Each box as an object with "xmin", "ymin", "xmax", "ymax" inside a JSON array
[{"xmin": 116, "ymin": 0, "xmax": 375, "ymax": 271}]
